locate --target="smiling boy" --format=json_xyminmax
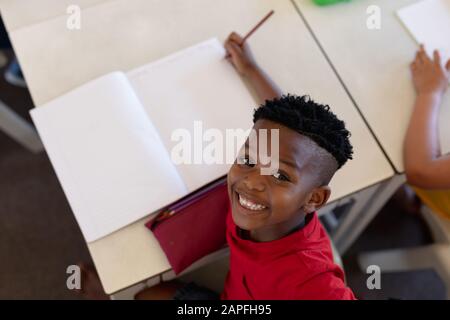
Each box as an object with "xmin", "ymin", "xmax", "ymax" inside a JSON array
[{"xmin": 223, "ymin": 99, "xmax": 354, "ymax": 299}]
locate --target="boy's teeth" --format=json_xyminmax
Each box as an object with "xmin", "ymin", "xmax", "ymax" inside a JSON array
[{"xmin": 238, "ymin": 194, "xmax": 266, "ymax": 211}]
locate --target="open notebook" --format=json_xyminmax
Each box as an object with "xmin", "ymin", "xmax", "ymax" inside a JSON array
[
  {"xmin": 30, "ymin": 38, "xmax": 255, "ymax": 242},
  {"xmin": 397, "ymin": 0, "xmax": 450, "ymax": 62}
]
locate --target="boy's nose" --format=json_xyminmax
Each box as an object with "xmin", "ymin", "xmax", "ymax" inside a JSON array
[{"xmin": 243, "ymin": 172, "xmax": 266, "ymax": 192}]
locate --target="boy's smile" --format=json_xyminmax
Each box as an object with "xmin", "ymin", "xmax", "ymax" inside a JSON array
[
  {"xmin": 227, "ymin": 119, "xmax": 335, "ymax": 242},
  {"xmin": 234, "ymin": 187, "xmax": 270, "ymax": 216}
]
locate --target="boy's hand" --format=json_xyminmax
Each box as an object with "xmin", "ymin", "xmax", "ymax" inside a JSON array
[
  {"xmin": 224, "ymin": 32, "xmax": 257, "ymax": 77},
  {"xmin": 410, "ymin": 45, "xmax": 450, "ymax": 97}
]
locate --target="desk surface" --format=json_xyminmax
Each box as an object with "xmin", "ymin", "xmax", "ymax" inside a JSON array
[
  {"xmin": 1, "ymin": 0, "xmax": 393, "ymax": 294},
  {"xmin": 293, "ymin": 0, "xmax": 450, "ymax": 173}
]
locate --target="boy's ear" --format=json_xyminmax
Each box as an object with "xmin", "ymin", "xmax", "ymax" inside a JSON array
[{"xmin": 303, "ymin": 186, "xmax": 331, "ymax": 214}]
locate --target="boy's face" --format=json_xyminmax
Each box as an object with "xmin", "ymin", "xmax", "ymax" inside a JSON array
[{"xmin": 227, "ymin": 119, "xmax": 331, "ymax": 240}]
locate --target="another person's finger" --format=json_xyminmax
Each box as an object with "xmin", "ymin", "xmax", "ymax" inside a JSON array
[
  {"xmin": 418, "ymin": 44, "xmax": 429, "ymax": 63},
  {"xmin": 433, "ymin": 50, "xmax": 441, "ymax": 65},
  {"xmin": 415, "ymin": 50, "xmax": 422, "ymax": 64}
]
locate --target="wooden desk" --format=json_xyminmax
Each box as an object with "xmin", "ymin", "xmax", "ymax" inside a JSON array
[{"xmin": 293, "ymin": 0, "xmax": 450, "ymax": 172}]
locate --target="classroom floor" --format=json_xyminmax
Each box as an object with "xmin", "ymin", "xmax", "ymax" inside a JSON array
[
  {"xmin": 0, "ymin": 52, "xmax": 446, "ymax": 300},
  {"xmin": 341, "ymin": 203, "xmax": 446, "ymax": 300}
]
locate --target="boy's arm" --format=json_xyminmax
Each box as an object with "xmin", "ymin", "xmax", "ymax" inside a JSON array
[
  {"xmin": 224, "ymin": 32, "xmax": 282, "ymax": 104},
  {"xmin": 404, "ymin": 45, "xmax": 450, "ymax": 189}
]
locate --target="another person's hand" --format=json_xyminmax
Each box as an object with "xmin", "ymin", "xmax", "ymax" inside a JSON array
[
  {"xmin": 410, "ymin": 45, "xmax": 450, "ymax": 97},
  {"xmin": 224, "ymin": 32, "xmax": 257, "ymax": 76}
]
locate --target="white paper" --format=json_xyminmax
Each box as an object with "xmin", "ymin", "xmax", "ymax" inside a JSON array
[
  {"xmin": 31, "ymin": 72, "xmax": 187, "ymax": 242},
  {"xmin": 397, "ymin": 0, "xmax": 450, "ymax": 61},
  {"xmin": 128, "ymin": 38, "xmax": 255, "ymax": 191},
  {"xmin": 30, "ymin": 38, "xmax": 257, "ymax": 242}
]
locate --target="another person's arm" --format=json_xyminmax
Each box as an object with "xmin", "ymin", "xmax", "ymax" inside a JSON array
[
  {"xmin": 404, "ymin": 45, "xmax": 450, "ymax": 189},
  {"xmin": 224, "ymin": 32, "xmax": 282, "ymax": 104}
]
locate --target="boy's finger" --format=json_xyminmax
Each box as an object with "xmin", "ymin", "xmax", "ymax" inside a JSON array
[
  {"xmin": 230, "ymin": 39, "xmax": 243, "ymax": 52},
  {"xmin": 224, "ymin": 40, "xmax": 241, "ymax": 58},
  {"xmin": 446, "ymin": 59, "xmax": 450, "ymax": 71},
  {"xmin": 224, "ymin": 39, "xmax": 233, "ymax": 51},
  {"xmin": 231, "ymin": 43, "xmax": 244, "ymax": 60},
  {"xmin": 225, "ymin": 33, "xmax": 238, "ymax": 47},
  {"xmin": 230, "ymin": 32, "xmax": 244, "ymax": 45}
]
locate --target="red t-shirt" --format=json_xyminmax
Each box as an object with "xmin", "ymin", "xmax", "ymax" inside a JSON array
[{"xmin": 221, "ymin": 207, "xmax": 356, "ymax": 300}]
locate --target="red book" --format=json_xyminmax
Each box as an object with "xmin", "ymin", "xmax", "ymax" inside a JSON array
[{"xmin": 146, "ymin": 178, "xmax": 230, "ymax": 274}]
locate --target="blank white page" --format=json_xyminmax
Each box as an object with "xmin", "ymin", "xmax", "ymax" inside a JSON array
[
  {"xmin": 397, "ymin": 0, "xmax": 450, "ymax": 61},
  {"xmin": 31, "ymin": 72, "xmax": 187, "ymax": 242},
  {"xmin": 127, "ymin": 38, "xmax": 255, "ymax": 192}
]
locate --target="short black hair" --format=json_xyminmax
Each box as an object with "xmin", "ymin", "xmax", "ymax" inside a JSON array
[{"xmin": 253, "ymin": 94, "xmax": 353, "ymax": 169}]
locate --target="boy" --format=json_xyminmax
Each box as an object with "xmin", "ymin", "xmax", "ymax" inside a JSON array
[
  {"xmin": 217, "ymin": 32, "xmax": 355, "ymax": 300},
  {"xmin": 80, "ymin": 32, "xmax": 356, "ymax": 300}
]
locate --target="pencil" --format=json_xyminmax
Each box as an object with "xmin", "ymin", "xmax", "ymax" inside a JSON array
[
  {"xmin": 225, "ymin": 10, "xmax": 274, "ymax": 57},
  {"xmin": 240, "ymin": 10, "xmax": 275, "ymax": 45}
]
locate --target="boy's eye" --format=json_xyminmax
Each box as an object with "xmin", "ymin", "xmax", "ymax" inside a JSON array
[{"xmin": 273, "ymin": 171, "xmax": 290, "ymax": 182}]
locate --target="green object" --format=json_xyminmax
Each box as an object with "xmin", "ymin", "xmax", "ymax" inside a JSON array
[{"xmin": 312, "ymin": 0, "xmax": 351, "ymax": 6}]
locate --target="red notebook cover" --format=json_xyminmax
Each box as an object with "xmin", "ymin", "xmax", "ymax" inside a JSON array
[{"xmin": 145, "ymin": 179, "xmax": 230, "ymax": 274}]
